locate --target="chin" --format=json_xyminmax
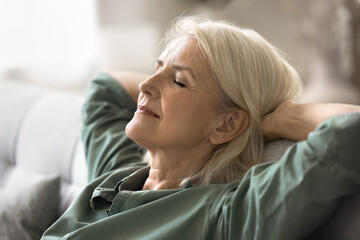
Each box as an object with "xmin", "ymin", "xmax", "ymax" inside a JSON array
[
  {"xmin": 125, "ymin": 119, "xmax": 151, "ymax": 147},
  {"xmin": 125, "ymin": 121, "xmax": 138, "ymax": 141}
]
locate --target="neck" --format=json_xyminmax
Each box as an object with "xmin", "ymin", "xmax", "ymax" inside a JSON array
[
  {"xmin": 142, "ymin": 145, "xmax": 213, "ymax": 190},
  {"xmin": 142, "ymin": 172, "xmax": 183, "ymax": 190}
]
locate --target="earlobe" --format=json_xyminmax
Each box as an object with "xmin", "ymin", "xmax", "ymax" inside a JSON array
[{"xmin": 209, "ymin": 109, "xmax": 249, "ymax": 145}]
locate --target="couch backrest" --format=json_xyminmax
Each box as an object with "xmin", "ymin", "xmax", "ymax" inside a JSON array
[{"xmin": 0, "ymin": 81, "xmax": 87, "ymax": 216}]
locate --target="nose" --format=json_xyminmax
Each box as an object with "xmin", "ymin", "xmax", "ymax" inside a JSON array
[{"xmin": 139, "ymin": 74, "xmax": 161, "ymax": 99}]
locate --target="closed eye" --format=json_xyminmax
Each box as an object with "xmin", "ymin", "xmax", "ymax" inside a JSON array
[{"xmin": 173, "ymin": 79, "xmax": 186, "ymax": 88}]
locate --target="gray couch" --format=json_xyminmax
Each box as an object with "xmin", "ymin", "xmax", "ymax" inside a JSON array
[
  {"xmin": 0, "ymin": 81, "xmax": 88, "ymax": 240},
  {"xmin": 0, "ymin": 80, "xmax": 359, "ymax": 239}
]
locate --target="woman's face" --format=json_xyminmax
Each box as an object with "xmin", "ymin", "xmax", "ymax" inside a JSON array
[{"xmin": 126, "ymin": 37, "xmax": 222, "ymax": 153}]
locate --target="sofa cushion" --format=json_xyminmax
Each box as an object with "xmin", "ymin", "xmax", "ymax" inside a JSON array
[
  {"xmin": 0, "ymin": 81, "xmax": 88, "ymax": 217},
  {"xmin": 0, "ymin": 81, "xmax": 46, "ymax": 184},
  {"xmin": 15, "ymin": 92, "xmax": 85, "ymax": 182},
  {"xmin": 264, "ymin": 138, "xmax": 295, "ymax": 162},
  {"xmin": 0, "ymin": 169, "xmax": 60, "ymax": 240},
  {"xmin": 309, "ymin": 193, "xmax": 360, "ymax": 239},
  {"xmin": 14, "ymin": 92, "xmax": 88, "ymax": 215}
]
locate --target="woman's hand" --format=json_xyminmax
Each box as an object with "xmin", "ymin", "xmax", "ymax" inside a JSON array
[
  {"xmin": 262, "ymin": 100, "xmax": 360, "ymax": 142},
  {"xmin": 262, "ymin": 100, "xmax": 308, "ymax": 142}
]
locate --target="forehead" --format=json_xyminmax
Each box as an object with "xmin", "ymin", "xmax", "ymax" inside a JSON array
[{"xmin": 159, "ymin": 37, "xmax": 207, "ymax": 67}]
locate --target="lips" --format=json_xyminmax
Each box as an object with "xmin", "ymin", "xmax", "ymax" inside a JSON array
[{"xmin": 136, "ymin": 105, "xmax": 160, "ymax": 118}]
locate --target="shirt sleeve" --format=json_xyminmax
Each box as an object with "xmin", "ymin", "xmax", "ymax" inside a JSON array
[
  {"xmin": 213, "ymin": 112, "xmax": 360, "ymax": 240},
  {"xmin": 82, "ymin": 72, "xmax": 144, "ymax": 182}
]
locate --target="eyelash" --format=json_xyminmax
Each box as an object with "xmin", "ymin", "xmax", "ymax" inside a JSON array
[
  {"xmin": 173, "ymin": 79, "xmax": 186, "ymax": 88},
  {"xmin": 155, "ymin": 65, "xmax": 187, "ymax": 88}
]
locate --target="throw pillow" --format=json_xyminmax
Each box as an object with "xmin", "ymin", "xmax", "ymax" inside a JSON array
[{"xmin": 0, "ymin": 174, "xmax": 60, "ymax": 240}]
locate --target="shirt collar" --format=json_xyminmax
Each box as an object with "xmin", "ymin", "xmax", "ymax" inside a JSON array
[
  {"xmin": 115, "ymin": 166, "xmax": 193, "ymax": 191},
  {"xmin": 115, "ymin": 166, "xmax": 150, "ymax": 191}
]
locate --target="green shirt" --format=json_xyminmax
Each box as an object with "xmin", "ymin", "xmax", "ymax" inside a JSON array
[{"xmin": 42, "ymin": 73, "xmax": 360, "ymax": 240}]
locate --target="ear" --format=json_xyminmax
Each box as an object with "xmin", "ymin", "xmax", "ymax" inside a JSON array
[{"xmin": 209, "ymin": 109, "xmax": 249, "ymax": 145}]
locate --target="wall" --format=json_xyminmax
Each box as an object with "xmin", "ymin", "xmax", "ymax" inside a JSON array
[
  {"xmin": 95, "ymin": 0, "xmax": 315, "ymax": 80},
  {"xmin": 0, "ymin": 0, "xmax": 97, "ymax": 91},
  {"xmin": 2, "ymin": 0, "xmax": 358, "ymax": 102}
]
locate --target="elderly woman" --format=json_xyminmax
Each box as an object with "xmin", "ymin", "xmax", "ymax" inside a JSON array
[{"xmin": 42, "ymin": 17, "xmax": 360, "ymax": 239}]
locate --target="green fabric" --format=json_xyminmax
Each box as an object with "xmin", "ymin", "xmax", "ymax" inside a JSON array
[{"xmin": 42, "ymin": 73, "xmax": 360, "ymax": 240}]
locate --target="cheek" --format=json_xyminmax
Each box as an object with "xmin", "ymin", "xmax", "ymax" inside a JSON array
[
  {"xmin": 164, "ymin": 96, "xmax": 216, "ymax": 130},
  {"xmin": 163, "ymin": 95, "xmax": 197, "ymax": 120}
]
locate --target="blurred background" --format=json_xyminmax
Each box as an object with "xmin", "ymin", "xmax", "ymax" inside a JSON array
[{"xmin": 0, "ymin": 0, "xmax": 359, "ymax": 103}]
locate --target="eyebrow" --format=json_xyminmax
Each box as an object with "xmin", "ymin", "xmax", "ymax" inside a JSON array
[{"xmin": 156, "ymin": 59, "xmax": 196, "ymax": 80}]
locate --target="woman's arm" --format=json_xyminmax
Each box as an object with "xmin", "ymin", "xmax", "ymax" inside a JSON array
[
  {"xmin": 106, "ymin": 70, "xmax": 150, "ymax": 102},
  {"xmin": 262, "ymin": 100, "xmax": 360, "ymax": 141},
  {"xmin": 217, "ymin": 112, "xmax": 360, "ymax": 240},
  {"xmin": 82, "ymin": 72, "xmax": 149, "ymax": 181}
]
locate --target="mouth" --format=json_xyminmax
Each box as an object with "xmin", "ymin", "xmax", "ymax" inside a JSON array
[{"xmin": 136, "ymin": 105, "xmax": 160, "ymax": 118}]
